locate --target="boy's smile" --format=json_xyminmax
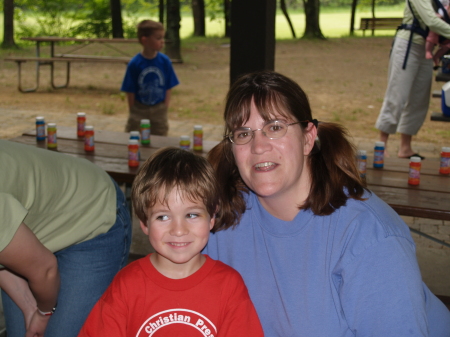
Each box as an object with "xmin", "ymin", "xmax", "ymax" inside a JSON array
[{"xmin": 140, "ymin": 187, "xmax": 215, "ymax": 279}]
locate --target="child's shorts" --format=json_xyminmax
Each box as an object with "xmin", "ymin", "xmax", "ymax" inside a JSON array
[{"xmin": 125, "ymin": 101, "xmax": 168, "ymax": 136}]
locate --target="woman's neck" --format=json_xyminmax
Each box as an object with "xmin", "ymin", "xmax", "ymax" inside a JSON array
[{"xmin": 256, "ymin": 175, "xmax": 312, "ymax": 221}]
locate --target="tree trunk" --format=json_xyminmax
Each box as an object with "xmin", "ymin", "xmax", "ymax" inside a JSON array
[
  {"xmin": 280, "ymin": 0, "xmax": 296, "ymax": 38},
  {"xmin": 2, "ymin": 0, "xmax": 17, "ymax": 49},
  {"xmin": 165, "ymin": 0, "xmax": 182, "ymax": 62},
  {"xmin": 224, "ymin": 0, "xmax": 231, "ymax": 38},
  {"xmin": 159, "ymin": 0, "xmax": 165, "ymax": 24},
  {"xmin": 349, "ymin": 0, "xmax": 358, "ymax": 35},
  {"xmin": 192, "ymin": 0, "xmax": 205, "ymax": 36},
  {"xmin": 110, "ymin": 0, "xmax": 124, "ymax": 38},
  {"xmin": 302, "ymin": 0, "xmax": 325, "ymax": 39}
]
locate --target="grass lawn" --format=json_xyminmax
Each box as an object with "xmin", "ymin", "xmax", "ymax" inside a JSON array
[{"xmin": 0, "ymin": 5, "xmax": 404, "ymax": 44}]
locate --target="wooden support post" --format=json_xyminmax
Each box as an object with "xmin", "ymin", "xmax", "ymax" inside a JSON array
[{"xmin": 229, "ymin": 0, "xmax": 276, "ymax": 86}]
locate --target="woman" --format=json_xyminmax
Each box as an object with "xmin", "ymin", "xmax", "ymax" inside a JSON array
[
  {"xmin": 205, "ymin": 71, "xmax": 450, "ymax": 336},
  {"xmin": 0, "ymin": 140, "xmax": 132, "ymax": 337}
]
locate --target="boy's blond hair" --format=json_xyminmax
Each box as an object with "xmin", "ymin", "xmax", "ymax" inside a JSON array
[
  {"xmin": 137, "ymin": 20, "xmax": 164, "ymax": 41},
  {"xmin": 132, "ymin": 147, "xmax": 220, "ymax": 229}
]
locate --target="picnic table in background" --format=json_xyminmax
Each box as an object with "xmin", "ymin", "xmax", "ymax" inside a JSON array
[
  {"xmin": 3, "ymin": 37, "xmax": 182, "ymax": 93},
  {"xmin": 4, "ymin": 37, "xmax": 138, "ymax": 93}
]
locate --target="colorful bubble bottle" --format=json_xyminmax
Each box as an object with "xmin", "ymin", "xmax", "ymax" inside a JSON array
[
  {"xmin": 193, "ymin": 125, "xmax": 203, "ymax": 152},
  {"xmin": 77, "ymin": 112, "xmax": 86, "ymax": 137},
  {"xmin": 128, "ymin": 139, "xmax": 140, "ymax": 167},
  {"xmin": 408, "ymin": 156, "xmax": 421, "ymax": 185},
  {"xmin": 84, "ymin": 125, "xmax": 95, "ymax": 152},
  {"xmin": 36, "ymin": 116, "xmax": 46, "ymax": 141},
  {"xmin": 47, "ymin": 123, "xmax": 57, "ymax": 150}
]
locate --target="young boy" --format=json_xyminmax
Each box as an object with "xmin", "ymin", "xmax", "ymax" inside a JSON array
[
  {"xmin": 121, "ymin": 20, "xmax": 179, "ymax": 136},
  {"xmin": 78, "ymin": 147, "xmax": 263, "ymax": 337}
]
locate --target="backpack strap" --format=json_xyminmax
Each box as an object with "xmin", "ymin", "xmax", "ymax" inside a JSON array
[{"xmin": 398, "ymin": 0, "xmax": 430, "ymax": 69}]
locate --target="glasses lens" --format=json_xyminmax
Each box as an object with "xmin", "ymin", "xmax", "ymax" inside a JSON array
[
  {"xmin": 263, "ymin": 120, "xmax": 288, "ymax": 139},
  {"xmin": 232, "ymin": 128, "xmax": 253, "ymax": 144}
]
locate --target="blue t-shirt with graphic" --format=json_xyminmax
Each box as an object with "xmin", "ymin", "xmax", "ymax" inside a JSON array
[{"xmin": 121, "ymin": 52, "xmax": 179, "ymax": 106}]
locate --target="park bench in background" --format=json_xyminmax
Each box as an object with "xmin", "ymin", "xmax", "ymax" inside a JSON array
[{"xmin": 359, "ymin": 17, "xmax": 403, "ymax": 36}]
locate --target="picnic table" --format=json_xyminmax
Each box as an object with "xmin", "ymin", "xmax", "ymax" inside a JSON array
[
  {"xmin": 3, "ymin": 37, "xmax": 182, "ymax": 93},
  {"xmin": 9, "ymin": 126, "xmax": 450, "ymax": 222},
  {"xmin": 4, "ymin": 37, "xmax": 138, "ymax": 93}
]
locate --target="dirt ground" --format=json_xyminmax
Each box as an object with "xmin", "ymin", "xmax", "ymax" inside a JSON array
[{"xmin": 0, "ymin": 36, "xmax": 449, "ymax": 148}]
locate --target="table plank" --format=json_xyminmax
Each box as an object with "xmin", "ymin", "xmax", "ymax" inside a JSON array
[
  {"xmin": 368, "ymin": 185, "xmax": 450, "ymax": 220},
  {"xmin": 23, "ymin": 126, "xmax": 220, "ymax": 153},
  {"xmin": 366, "ymin": 157, "xmax": 444, "ymax": 176},
  {"xmin": 365, "ymin": 169, "xmax": 449, "ymax": 193}
]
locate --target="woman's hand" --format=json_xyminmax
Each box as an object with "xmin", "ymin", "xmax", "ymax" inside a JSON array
[{"xmin": 26, "ymin": 310, "xmax": 52, "ymax": 337}]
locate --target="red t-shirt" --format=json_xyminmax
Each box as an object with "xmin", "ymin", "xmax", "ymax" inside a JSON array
[{"xmin": 78, "ymin": 254, "xmax": 263, "ymax": 337}]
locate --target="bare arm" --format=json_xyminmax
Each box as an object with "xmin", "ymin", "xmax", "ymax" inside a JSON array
[
  {"xmin": 164, "ymin": 89, "xmax": 172, "ymax": 108},
  {"xmin": 126, "ymin": 92, "xmax": 135, "ymax": 110},
  {"xmin": 0, "ymin": 223, "xmax": 60, "ymax": 336},
  {"xmin": 0, "ymin": 269, "xmax": 37, "ymax": 326}
]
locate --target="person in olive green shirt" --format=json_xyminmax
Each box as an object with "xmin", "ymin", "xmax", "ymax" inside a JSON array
[
  {"xmin": 376, "ymin": 0, "xmax": 450, "ymax": 159},
  {"xmin": 0, "ymin": 140, "xmax": 132, "ymax": 337}
]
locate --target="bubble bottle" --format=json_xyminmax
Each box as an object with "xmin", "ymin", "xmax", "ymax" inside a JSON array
[
  {"xmin": 193, "ymin": 125, "xmax": 203, "ymax": 152},
  {"xmin": 357, "ymin": 150, "xmax": 367, "ymax": 179},
  {"xmin": 373, "ymin": 141, "xmax": 385, "ymax": 169},
  {"xmin": 180, "ymin": 135, "xmax": 190, "ymax": 150},
  {"xmin": 128, "ymin": 139, "xmax": 140, "ymax": 167},
  {"xmin": 439, "ymin": 147, "xmax": 450, "ymax": 175},
  {"xmin": 129, "ymin": 131, "xmax": 141, "ymax": 161},
  {"xmin": 47, "ymin": 123, "xmax": 57, "ymax": 150},
  {"xmin": 36, "ymin": 116, "xmax": 46, "ymax": 142},
  {"xmin": 84, "ymin": 125, "xmax": 95, "ymax": 152},
  {"xmin": 77, "ymin": 112, "xmax": 86, "ymax": 137},
  {"xmin": 408, "ymin": 156, "xmax": 421, "ymax": 185},
  {"xmin": 140, "ymin": 119, "xmax": 151, "ymax": 146}
]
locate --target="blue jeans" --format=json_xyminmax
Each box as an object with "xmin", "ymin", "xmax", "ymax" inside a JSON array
[{"xmin": 1, "ymin": 179, "xmax": 132, "ymax": 337}]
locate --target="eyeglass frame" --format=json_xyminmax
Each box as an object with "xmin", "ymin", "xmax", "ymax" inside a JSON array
[{"xmin": 226, "ymin": 119, "xmax": 311, "ymax": 145}]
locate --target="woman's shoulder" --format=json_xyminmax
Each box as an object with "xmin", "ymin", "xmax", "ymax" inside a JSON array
[{"xmin": 333, "ymin": 191, "xmax": 415, "ymax": 255}]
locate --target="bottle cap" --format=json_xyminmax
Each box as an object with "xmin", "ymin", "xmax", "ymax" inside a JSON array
[
  {"xmin": 357, "ymin": 150, "xmax": 367, "ymax": 156},
  {"xmin": 36, "ymin": 116, "xmax": 44, "ymax": 121},
  {"xmin": 180, "ymin": 135, "xmax": 190, "ymax": 141},
  {"xmin": 442, "ymin": 147, "xmax": 450, "ymax": 152},
  {"xmin": 77, "ymin": 112, "xmax": 86, "ymax": 117},
  {"xmin": 194, "ymin": 125, "xmax": 203, "ymax": 130},
  {"xmin": 130, "ymin": 131, "xmax": 140, "ymax": 138},
  {"xmin": 48, "ymin": 123, "xmax": 56, "ymax": 127},
  {"xmin": 410, "ymin": 156, "xmax": 421, "ymax": 163},
  {"xmin": 375, "ymin": 141, "xmax": 385, "ymax": 147},
  {"xmin": 85, "ymin": 125, "xmax": 94, "ymax": 131},
  {"xmin": 129, "ymin": 139, "xmax": 139, "ymax": 145},
  {"xmin": 141, "ymin": 119, "xmax": 150, "ymax": 124}
]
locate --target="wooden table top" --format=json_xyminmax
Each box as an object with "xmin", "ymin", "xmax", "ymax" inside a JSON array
[{"xmin": 9, "ymin": 127, "xmax": 450, "ymax": 220}]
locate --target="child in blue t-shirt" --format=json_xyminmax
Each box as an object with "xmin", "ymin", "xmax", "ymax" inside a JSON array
[{"xmin": 121, "ymin": 20, "xmax": 179, "ymax": 136}]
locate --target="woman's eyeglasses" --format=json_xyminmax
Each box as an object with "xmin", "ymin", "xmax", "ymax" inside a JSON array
[{"xmin": 227, "ymin": 120, "xmax": 308, "ymax": 145}]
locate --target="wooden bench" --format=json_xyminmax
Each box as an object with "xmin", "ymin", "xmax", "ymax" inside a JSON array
[
  {"xmin": 4, "ymin": 56, "xmax": 131, "ymax": 93},
  {"xmin": 359, "ymin": 17, "xmax": 403, "ymax": 36}
]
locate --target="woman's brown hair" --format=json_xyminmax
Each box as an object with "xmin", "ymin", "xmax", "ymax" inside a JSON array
[{"xmin": 208, "ymin": 71, "xmax": 366, "ymax": 231}]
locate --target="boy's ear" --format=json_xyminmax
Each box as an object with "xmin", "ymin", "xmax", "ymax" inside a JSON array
[
  {"xmin": 209, "ymin": 214, "xmax": 216, "ymax": 231},
  {"xmin": 140, "ymin": 220, "xmax": 149, "ymax": 235}
]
